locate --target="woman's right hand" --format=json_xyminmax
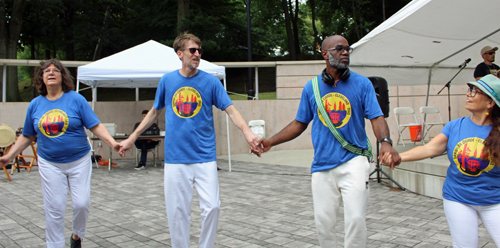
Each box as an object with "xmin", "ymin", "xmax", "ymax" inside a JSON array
[{"xmin": 0, "ymin": 155, "xmax": 13, "ymax": 169}]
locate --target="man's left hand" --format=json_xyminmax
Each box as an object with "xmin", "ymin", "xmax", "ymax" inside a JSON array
[{"xmin": 378, "ymin": 142, "xmax": 401, "ymax": 169}]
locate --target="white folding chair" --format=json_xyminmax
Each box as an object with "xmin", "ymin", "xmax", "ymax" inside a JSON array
[
  {"xmin": 419, "ymin": 106, "xmax": 446, "ymax": 141},
  {"xmin": 248, "ymin": 120, "xmax": 265, "ymax": 153},
  {"xmin": 393, "ymin": 107, "xmax": 422, "ymax": 147},
  {"xmin": 248, "ymin": 120, "xmax": 265, "ymax": 139}
]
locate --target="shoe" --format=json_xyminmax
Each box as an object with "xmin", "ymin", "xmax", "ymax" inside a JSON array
[
  {"xmin": 70, "ymin": 235, "xmax": 81, "ymax": 248},
  {"xmin": 135, "ymin": 163, "xmax": 145, "ymax": 170}
]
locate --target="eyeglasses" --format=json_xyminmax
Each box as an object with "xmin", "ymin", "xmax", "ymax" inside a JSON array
[
  {"xmin": 183, "ymin": 47, "xmax": 203, "ymax": 55},
  {"xmin": 468, "ymin": 86, "xmax": 484, "ymax": 97},
  {"xmin": 327, "ymin": 46, "xmax": 353, "ymax": 54},
  {"xmin": 484, "ymin": 52, "xmax": 496, "ymax": 55},
  {"xmin": 43, "ymin": 68, "xmax": 61, "ymax": 74}
]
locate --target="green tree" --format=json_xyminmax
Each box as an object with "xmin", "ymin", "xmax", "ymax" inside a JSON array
[{"xmin": 1, "ymin": 0, "xmax": 26, "ymax": 102}]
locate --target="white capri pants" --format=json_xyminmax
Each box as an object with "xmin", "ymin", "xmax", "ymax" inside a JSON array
[
  {"xmin": 38, "ymin": 152, "xmax": 92, "ymax": 248},
  {"xmin": 311, "ymin": 155, "xmax": 371, "ymax": 248},
  {"xmin": 164, "ymin": 161, "xmax": 220, "ymax": 248},
  {"xmin": 443, "ymin": 198, "xmax": 500, "ymax": 247}
]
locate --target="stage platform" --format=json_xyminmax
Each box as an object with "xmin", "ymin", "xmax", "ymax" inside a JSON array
[{"xmin": 218, "ymin": 142, "xmax": 448, "ymax": 199}]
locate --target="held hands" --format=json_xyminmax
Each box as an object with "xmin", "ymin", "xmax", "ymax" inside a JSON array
[
  {"xmin": 244, "ymin": 130, "xmax": 263, "ymax": 157},
  {"xmin": 111, "ymin": 141, "xmax": 122, "ymax": 153},
  {"xmin": 118, "ymin": 138, "xmax": 134, "ymax": 157},
  {"xmin": 250, "ymin": 138, "xmax": 272, "ymax": 157},
  {"xmin": 378, "ymin": 143, "xmax": 401, "ymax": 169}
]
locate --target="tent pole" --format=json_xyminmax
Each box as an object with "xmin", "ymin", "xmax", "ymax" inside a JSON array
[
  {"xmin": 255, "ymin": 66, "xmax": 259, "ymax": 100},
  {"xmin": 136, "ymin": 88, "xmax": 139, "ymax": 101},
  {"xmin": 76, "ymin": 79, "xmax": 80, "ymax": 92},
  {"xmin": 2, "ymin": 63, "xmax": 6, "ymax": 102},
  {"xmin": 425, "ymin": 64, "xmax": 436, "ymax": 107},
  {"xmin": 92, "ymin": 85, "xmax": 96, "ymax": 110},
  {"xmin": 223, "ymin": 76, "xmax": 231, "ymax": 172}
]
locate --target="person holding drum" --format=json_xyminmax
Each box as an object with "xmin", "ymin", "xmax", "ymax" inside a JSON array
[
  {"xmin": 0, "ymin": 59, "xmax": 120, "ymax": 248},
  {"xmin": 382, "ymin": 74, "xmax": 500, "ymax": 247}
]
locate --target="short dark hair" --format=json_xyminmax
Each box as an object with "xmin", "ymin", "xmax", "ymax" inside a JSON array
[
  {"xmin": 173, "ymin": 33, "xmax": 202, "ymax": 53},
  {"xmin": 142, "ymin": 110, "xmax": 149, "ymax": 115},
  {"xmin": 34, "ymin": 59, "xmax": 74, "ymax": 96}
]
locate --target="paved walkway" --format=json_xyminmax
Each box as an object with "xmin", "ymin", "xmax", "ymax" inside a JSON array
[{"xmin": 0, "ymin": 154, "xmax": 496, "ymax": 247}]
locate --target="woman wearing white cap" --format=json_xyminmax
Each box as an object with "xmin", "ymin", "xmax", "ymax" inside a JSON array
[{"xmin": 382, "ymin": 74, "xmax": 500, "ymax": 247}]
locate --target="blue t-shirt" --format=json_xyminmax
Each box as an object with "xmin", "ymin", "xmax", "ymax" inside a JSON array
[
  {"xmin": 154, "ymin": 70, "xmax": 232, "ymax": 163},
  {"xmin": 22, "ymin": 91, "xmax": 100, "ymax": 163},
  {"xmin": 296, "ymin": 71, "xmax": 383, "ymax": 173},
  {"xmin": 441, "ymin": 117, "xmax": 500, "ymax": 205}
]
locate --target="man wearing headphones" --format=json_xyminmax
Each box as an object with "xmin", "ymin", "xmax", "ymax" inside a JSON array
[{"xmin": 255, "ymin": 35, "xmax": 400, "ymax": 248}]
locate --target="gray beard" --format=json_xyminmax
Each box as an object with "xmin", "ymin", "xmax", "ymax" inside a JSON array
[
  {"xmin": 184, "ymin": 59, "xmax": 199, "ymax": 69},
  {"xmin": 328, "ymin": 52, "xmax": 349, "ymax": 69}
]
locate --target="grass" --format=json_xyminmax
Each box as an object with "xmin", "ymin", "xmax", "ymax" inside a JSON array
[{"xmin": 229, "ymin": 92, "xmax": 276, "ymax": 100}]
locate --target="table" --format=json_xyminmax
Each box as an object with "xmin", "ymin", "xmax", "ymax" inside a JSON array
[{"xmin": 90, "ymin": 135, "xmax": 165, "ymax": 171}]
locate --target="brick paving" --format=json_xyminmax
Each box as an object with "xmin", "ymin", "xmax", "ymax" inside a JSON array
[{"xmin": 0, "ymin": 158, "xmax": 496, "ymax": 247}]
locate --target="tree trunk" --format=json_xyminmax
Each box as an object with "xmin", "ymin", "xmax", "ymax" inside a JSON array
[
  {"xmin": 0, "ymin": 0, "xmax": 26, "ymax": 102},
  {"xmin": 292, "ymin": 0, "xmax": 300, "ymax": 56},
  {"xmin": 351, "ymin": 0, "xmax": 361, "ymax": 40},
  {"xmin": 308, "ymin": 0, "xmax": 320, "ymax": 59},
  {"xmin": 61, "ymin": 1, "xmax": 77, "ymax": 83},
  {"xmin": 93, "ymin": 6, "xmax": 111, "ymax": 61},
  {"xmin": 177, "ymin": 0, "xmax": 190, "ymax": 33},
  {"xmin": 281, "ymin": 0, "xmax": 296, "ymax": 60}
]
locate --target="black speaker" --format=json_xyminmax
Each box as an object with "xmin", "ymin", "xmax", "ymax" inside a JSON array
[{"xmin": 368, "ymin": 77, "xmax": 390, "ymax": 118}]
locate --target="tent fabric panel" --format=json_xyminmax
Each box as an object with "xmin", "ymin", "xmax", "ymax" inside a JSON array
[{"xmin": 351, "ymin": 0, "xmax": 500, "ymax": 70}]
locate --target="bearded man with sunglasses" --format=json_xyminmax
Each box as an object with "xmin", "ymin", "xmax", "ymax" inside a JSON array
[
  {"xmin": 474, "ymin": 46, "xmax": 500, "ymax": 81},
  {"xmin": 119, "ymin": 33, "xmax": 261, "ymax": 248},
  {"xmin": 255, "ymin": 35, "xmax": 400, "ymax": 247}
]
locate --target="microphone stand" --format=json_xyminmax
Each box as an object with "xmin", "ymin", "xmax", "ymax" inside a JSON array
[{"xmin": 437, "ymin": 61, "xmax": 470, "ymax": 122}]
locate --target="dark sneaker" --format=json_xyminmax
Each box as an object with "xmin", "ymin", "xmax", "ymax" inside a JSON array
[
  {"xmin": 70, "ymin": 235, "xmax": 81, "ymax": 248},
  {"xmin": 135, "ymin": 164, "xmax": 145, "ymax": 170}
]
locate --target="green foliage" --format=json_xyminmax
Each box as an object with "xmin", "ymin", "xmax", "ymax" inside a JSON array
[{"xmin": 10, "ymin": 0, "xmax": 411, "ymax": 102}]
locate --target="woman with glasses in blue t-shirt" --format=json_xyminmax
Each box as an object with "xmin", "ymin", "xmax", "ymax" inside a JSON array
[
  {"xmin": 382, "ymin": 74, "xmax": 500, "ymax": 247},
  {"xmin": 0, "ymin": 59, "xmax": 120, "ymax": 248}
]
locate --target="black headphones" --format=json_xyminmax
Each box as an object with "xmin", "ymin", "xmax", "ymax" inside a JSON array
[{"xmin": 321, "ymin": 68, "xmax": 351, "ymax": 86}]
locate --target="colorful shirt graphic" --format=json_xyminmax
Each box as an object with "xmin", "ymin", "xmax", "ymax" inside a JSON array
[
  {"xmin": 154, "ymin": 70, "xmax": 232, "ymax": 163},
  {"xmin": 295, "ymin": 71, "xmax": 383, "ymax": 173},
  {"xmin": 172, "ymin": 87, "xmax": 202, "ymax": 118},
  {"xmin": 38, "ymin": 109, "xmax": 69, "ymax": 137},
  {"xmin": 441, "ymin": 117, "xmax": 500, "ymax": 206},
  {"xmin": 453, "ymin": 137, "xmax": 494, "ymax": 176},
  {"xmin": 318, "ymin": 92, "xmax": 351, "ymax": 128}
]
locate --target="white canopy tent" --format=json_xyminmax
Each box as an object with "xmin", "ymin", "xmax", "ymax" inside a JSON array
[
  {"xmin": 76, "ymin": 40, "xmax": 237, "ymax": 170},
  {"xmin": 349, "ymin": 0, "xmax": 500, "ymax": 103},
  {"xmin": 77, "ymin": 40, "xmax": 225, "ymax": 98}
]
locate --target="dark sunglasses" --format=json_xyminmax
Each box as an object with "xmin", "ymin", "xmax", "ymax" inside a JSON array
[
  {"xmin": 184, "ymin": 47, "xmax": 203, "ymax": 55},
  {"xmin": 484, "ymin": 52, "xmax": 495, "ymax": 55}
]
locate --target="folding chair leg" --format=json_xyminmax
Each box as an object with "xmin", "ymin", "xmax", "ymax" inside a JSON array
[
  {"xmin": 153, "ymin": 151, "xmax": 156, "ymax": 167},
  {"xmin": 3, "ymin": 167, "xmax": 11, "ymax": 181}
]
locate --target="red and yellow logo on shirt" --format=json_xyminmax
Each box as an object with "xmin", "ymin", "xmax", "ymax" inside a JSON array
[
  {"xmin": 318, "ymin": 92, "xmax": 351, "ymax": 128},
  {"xmin": 453, "ymin": 137, "xmax": 494, "ymax": 176},
  {"xmin": 38, "ymin": 109, "xmax": 69, "ymax": 138},
  {"xmin": 172, "ymin": 87, "xmax": 202, "ymax": 118}
]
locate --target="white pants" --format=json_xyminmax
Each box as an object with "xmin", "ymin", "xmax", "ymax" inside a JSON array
[
  {"xmin": 38, "ymin": 152, "xmax": 92, "ymax": 248},
  {"xmin": 164, "ymin": 161, "xmax": 220, "ymax": 248},
  {"xmin": 311, "ymin": 156, "xmax": 370, "ymax": 248},
  {"xmin": 443, "ymin": 198, "xmax": 500, "ymax": 247}
]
